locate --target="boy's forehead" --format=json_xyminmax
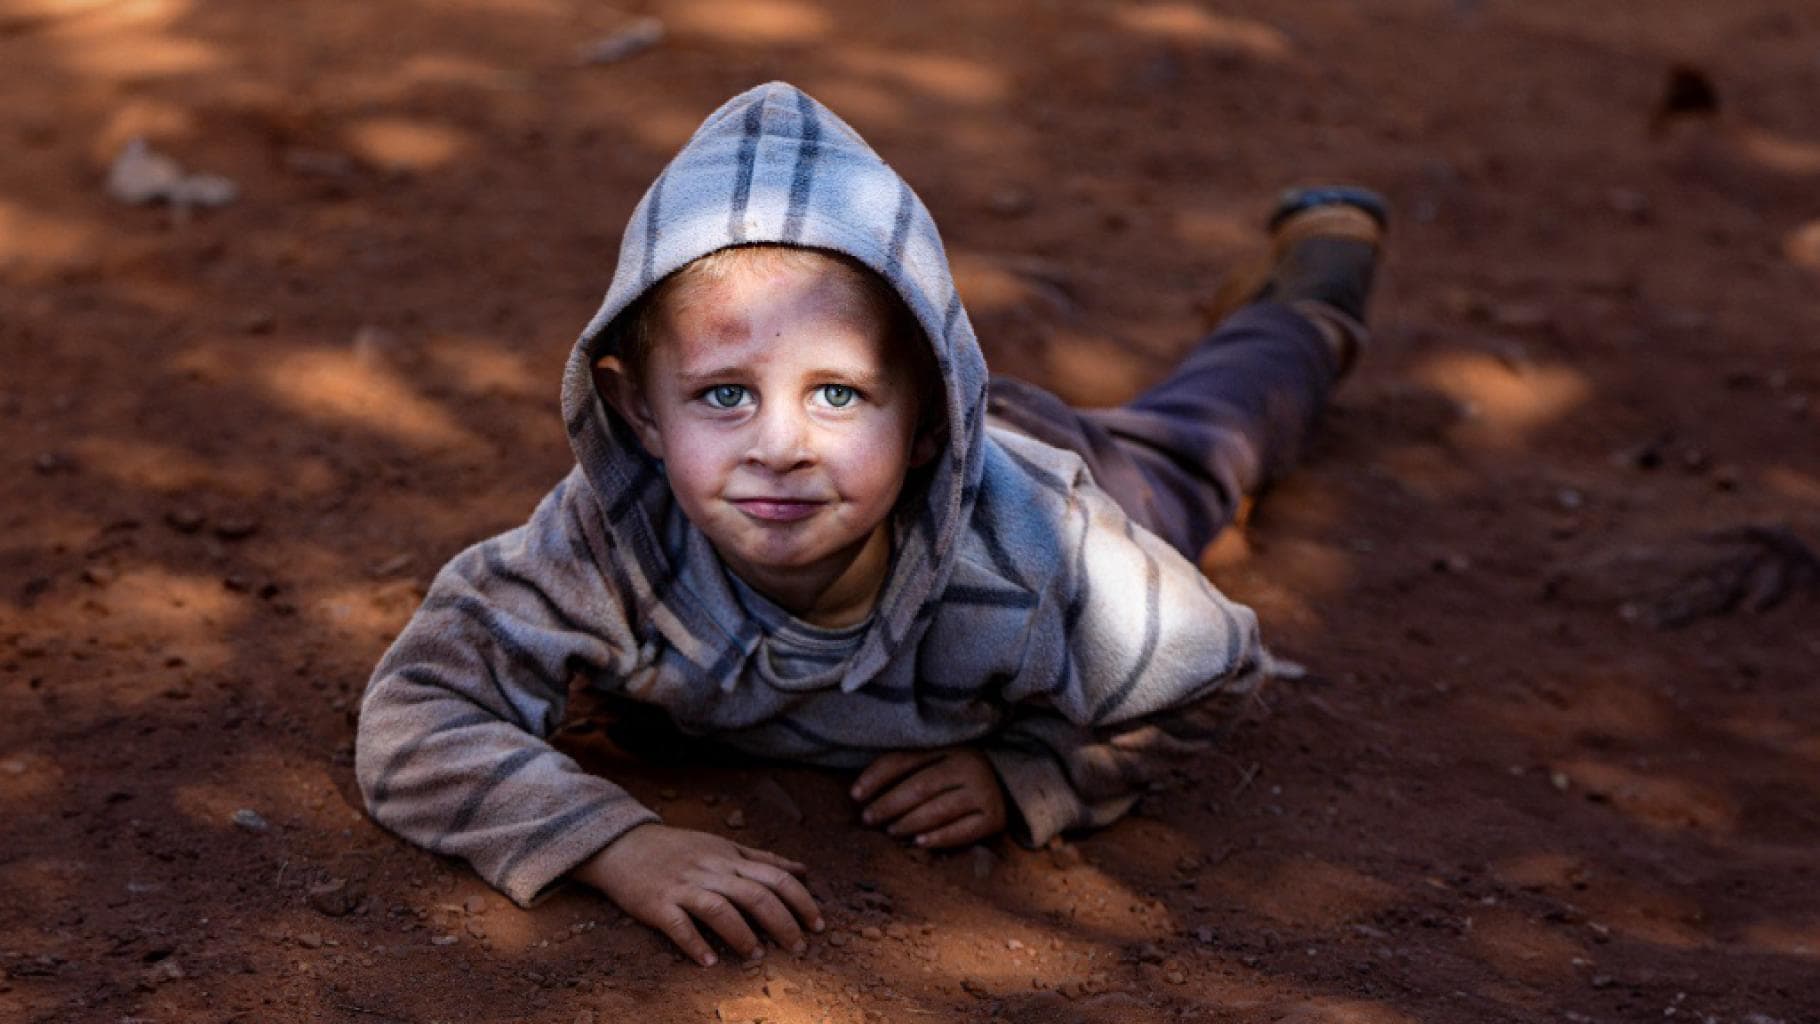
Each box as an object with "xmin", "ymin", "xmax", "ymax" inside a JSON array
[{"xmin": 658, "ymin": 263, "xmax": 892, "ymax": 354}]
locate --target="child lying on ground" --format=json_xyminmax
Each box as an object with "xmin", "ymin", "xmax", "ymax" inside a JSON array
[{"xmin": 356, "ymin": 82, "xmax": 1385, "ymax": 966}]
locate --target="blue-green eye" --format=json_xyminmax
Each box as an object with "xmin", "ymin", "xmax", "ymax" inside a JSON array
[
  {"xmin": 705, "ymin": 385, "xmax": 747, "ymax": 409},
  {"xmin": 820, "ymin": 385, "xmax": 856, "ymax": 408}
]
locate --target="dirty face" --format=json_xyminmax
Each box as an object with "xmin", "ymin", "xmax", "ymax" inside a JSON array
[{"xmin": 601, "ymin": 255, "xmax": 936, "ymax": 617}]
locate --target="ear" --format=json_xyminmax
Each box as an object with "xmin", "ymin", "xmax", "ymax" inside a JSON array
[
  {"xmin": 908, "ymin": 420, "xmax": 943, "ymax": 468},
  {"xmin": 592, "ymin": 354, "xmax": 666, "ymax": 460}
]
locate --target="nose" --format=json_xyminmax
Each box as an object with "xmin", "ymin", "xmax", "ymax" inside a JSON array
[{"xmin": 746, "ymin": 402, "xmax": 816, "ymax": 472}]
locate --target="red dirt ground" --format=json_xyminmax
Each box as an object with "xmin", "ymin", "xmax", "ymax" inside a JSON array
[{"xmin": 4, "ymin": 2, "xmax": 1818, "ymax": 1022}]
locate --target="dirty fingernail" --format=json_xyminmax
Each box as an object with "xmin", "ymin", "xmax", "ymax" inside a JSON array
[{"xmin": 702, "ymin": 953, "xmax": 717, "ymax": 967}]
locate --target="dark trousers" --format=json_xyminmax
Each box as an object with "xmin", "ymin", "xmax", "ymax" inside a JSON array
[{"xmin": 986, "ymin": 302, "xmax": 1341, "ymax": 561}]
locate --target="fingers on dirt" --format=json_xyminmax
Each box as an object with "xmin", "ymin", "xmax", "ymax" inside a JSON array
[
  {"xmin": 886, "ymin": 788, "xmax": 978, "ymax": 837},
  {"xmin": 852, "ymin": 750, "xmax": 942, "ymax": 800},
  {"xmin": 863, "ymin": 769, "xmax": 960, "ymax": 825},
  {"xmin": 658, "ymin": 906, "xmax": 719, "ymax": 967},
  {"xmin": 685, "ymin": 890, "xmax": 763, "ymax": 961},
  {"xmin": 713, "ymin": 877, "xmax": 806, "ymax": 953},
  {"xmin": 736, "ymin": 861, "xmax": 824, "ymax": 934},
  {"xmin": 738, "ymin": 844, "xmax": 808, "ymax": 876},
  {"xmin": 916, "ymin": 812, "xmax": 992, "ymax": 850}
]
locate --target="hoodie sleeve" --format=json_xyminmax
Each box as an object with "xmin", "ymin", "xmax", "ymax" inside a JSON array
[
  {"xmin": 980, "ymin": 463, "xmax": 1268, "ymax": 847},
  {"xmin": 355, "ymin": 469, "xmax": 659, "ymax": 906}
]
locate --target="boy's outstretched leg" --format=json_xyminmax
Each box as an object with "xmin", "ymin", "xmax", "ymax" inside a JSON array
[{"xmin": 987, "ymin": 186, "xmax": 1387, "ymax": 560}]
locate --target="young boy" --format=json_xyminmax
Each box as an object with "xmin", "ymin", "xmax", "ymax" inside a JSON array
[{"xmin": 356, "ymin": 82, "xmax": 1384, "ymax": 967}]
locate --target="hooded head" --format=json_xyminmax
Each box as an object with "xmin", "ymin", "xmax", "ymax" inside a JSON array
[{"xmin": 561, "ymin": 82, "xmax": 990, "ymax": 690}]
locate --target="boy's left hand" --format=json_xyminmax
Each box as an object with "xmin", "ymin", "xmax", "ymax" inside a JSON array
[{"xmin": 851, "ymin": 748, "xmax": 1007, "ymax": 848}]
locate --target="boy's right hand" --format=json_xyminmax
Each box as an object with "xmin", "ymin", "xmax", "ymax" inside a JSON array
[{"xmin": 573, "ymin": 823, "xmax": 824, "ymax": 967}]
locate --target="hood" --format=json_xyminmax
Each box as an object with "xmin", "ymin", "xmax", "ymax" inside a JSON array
[{"xmin": 559, "ymin": 81, "xmax": 990, "ymax": 692}]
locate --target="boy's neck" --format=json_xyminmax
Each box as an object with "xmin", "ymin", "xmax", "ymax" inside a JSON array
[{"xmin": 723, "ymin": 522, "xmax": 893, "ymax": 630}]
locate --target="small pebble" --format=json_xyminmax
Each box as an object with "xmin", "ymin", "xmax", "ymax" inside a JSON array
[
  {"xmin": 579, "ymin": 17, "xmax": 665, "ymax": 65},
  {"xmin": 860, "ymin": 926, "xmax": 882, "ymax": 941},
  {"xmin": 297, "ymin": 932, "xmax": 323, "ymax": 950},
  {"xmin": 231, "ymin": 808, "xmax": 270, "ymax": 833},
  {"xmin": 724, "ymin": 808, "xmax": 745, "ymax": 830},
  {"xmin": 166, "ymin": 508, "xmax": 206, "ymax": 534},
  {"xmin": 430, "ymin": 934, "xmax": 458, "ymax": 947},
  {"xmin": 213, "ymin": 516, "xmax": 260, "ymax": 541}
]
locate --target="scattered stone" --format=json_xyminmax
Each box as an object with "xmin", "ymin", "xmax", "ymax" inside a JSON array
[
  {"xmin": 1047, "ymin": 839, "xmax": 1083, "ymax": 869},
  {"xmin": 463, "ymin": 894, "xmax": 488, "ymax": 915},
  {"xmin": 297, "ymin": 932, "xmax": 323, "ymax": 950},
  {"xmin": 369, "ymin": 553, "xmax": 414, "ymax": 578},
  {"xmin": 859, "ymin": 926, "xmax": 882, "ymax": 941},
  {"xmin": 1194, "ymin": 925, "xmax": 1217, "ymax": 945},
  {"xmin": 1550, "ymin": 771, "xmax": 1571, "ymax": 793},
  {"xmin": 430, "ymin": 934, "xmax": 458, "ymax": 946},
  {"xmin": 81, "ymin": 565, "xmax": 116, "ymax": 586},
  {"xmin": 987, "ymin": 186, "xmax": 1034, "ymax": 217},
  {"xmin": 1606, "ymin": 188, "xmax": 1651, "ymax": 221},
  {"xmin": 282, "ymin": 147, "xmax": 356, "ymax": 179},
  {"xmin": 960, "ymin": 977, "xmax": 990, "ymax": 998},
  {"xmin": 827, "ymin": 931, "xmax": 849, "ymax": 948},
  {"xmin": 1129, "ymin": 942, "xmax": 1166, "ymax": 964},
  {"xmin": 307, "ymin": 878, "xmax": 358, "ymax": 917},
  {"xmin": 715, "ymin": 995, "xmax": 774, "ymax": 1022},
  {"xmin": 1488, "ymin": 302, "xmax": 1554, "ymax": 332},
  {"xmin": 753, "ymin": 777, "xmax": 804, "ymax": 824},
  {"xmin": 1433, "ymin": 553, "xmax": 1472, "ymax": 574},
  {"xmin": 232, "ymin": 808, "xmax": 270, "ymax": 833},
  {"xmin": 724, "ymin": 808, "xmax": 745, "ymax": 830},
  {"xmin": 580, "ymin": 17, "xmax": 665, "ymax": 65},
  {"xmin": 213, "ymin": 515, "xmax": 260, "ymax": 541},
  {"xmin": 351, "ymin": 325, "xmax": 400, "ymax": 364},
  {"xmin": 1163, "ymin": 968, "xmax": 1188, "ymax": 985},
  {"xmin": 1006, "ymin": 938, "xmax": 1024, "ymax": 951},
  {"xmin": 107, "ymin": 138, "xmax": 239, "ymax": 209},
  {"xmin": 166, "ymin": 508, "xmax": 206, "ymax": 534},
  {"xmin": 1554, "ymin": 487, "xmax": 1585, "ymax": 511},
  {"xmin": 33, "ymin": 451, "xmax": 74, "ymax": 475}
]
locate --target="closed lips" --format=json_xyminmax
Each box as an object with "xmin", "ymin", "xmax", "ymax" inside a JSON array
[{"xmin": 731, "ymin": 498, "xmax": 826, "ymax": 521}]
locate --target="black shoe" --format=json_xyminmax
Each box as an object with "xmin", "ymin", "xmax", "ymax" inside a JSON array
[{"xmin": 1253, "ymin": 186, "xmax": 1388, "ymax": 325}]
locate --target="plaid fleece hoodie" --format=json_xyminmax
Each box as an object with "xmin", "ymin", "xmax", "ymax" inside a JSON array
[{"xmin": 355, "ymin": 82, "xmax": 1265, "ymax": 906}]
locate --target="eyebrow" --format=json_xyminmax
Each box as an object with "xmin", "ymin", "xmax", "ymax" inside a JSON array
[{"xmin": 673, "ymin": 365, "xmax": 886, "ymax": 393}]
